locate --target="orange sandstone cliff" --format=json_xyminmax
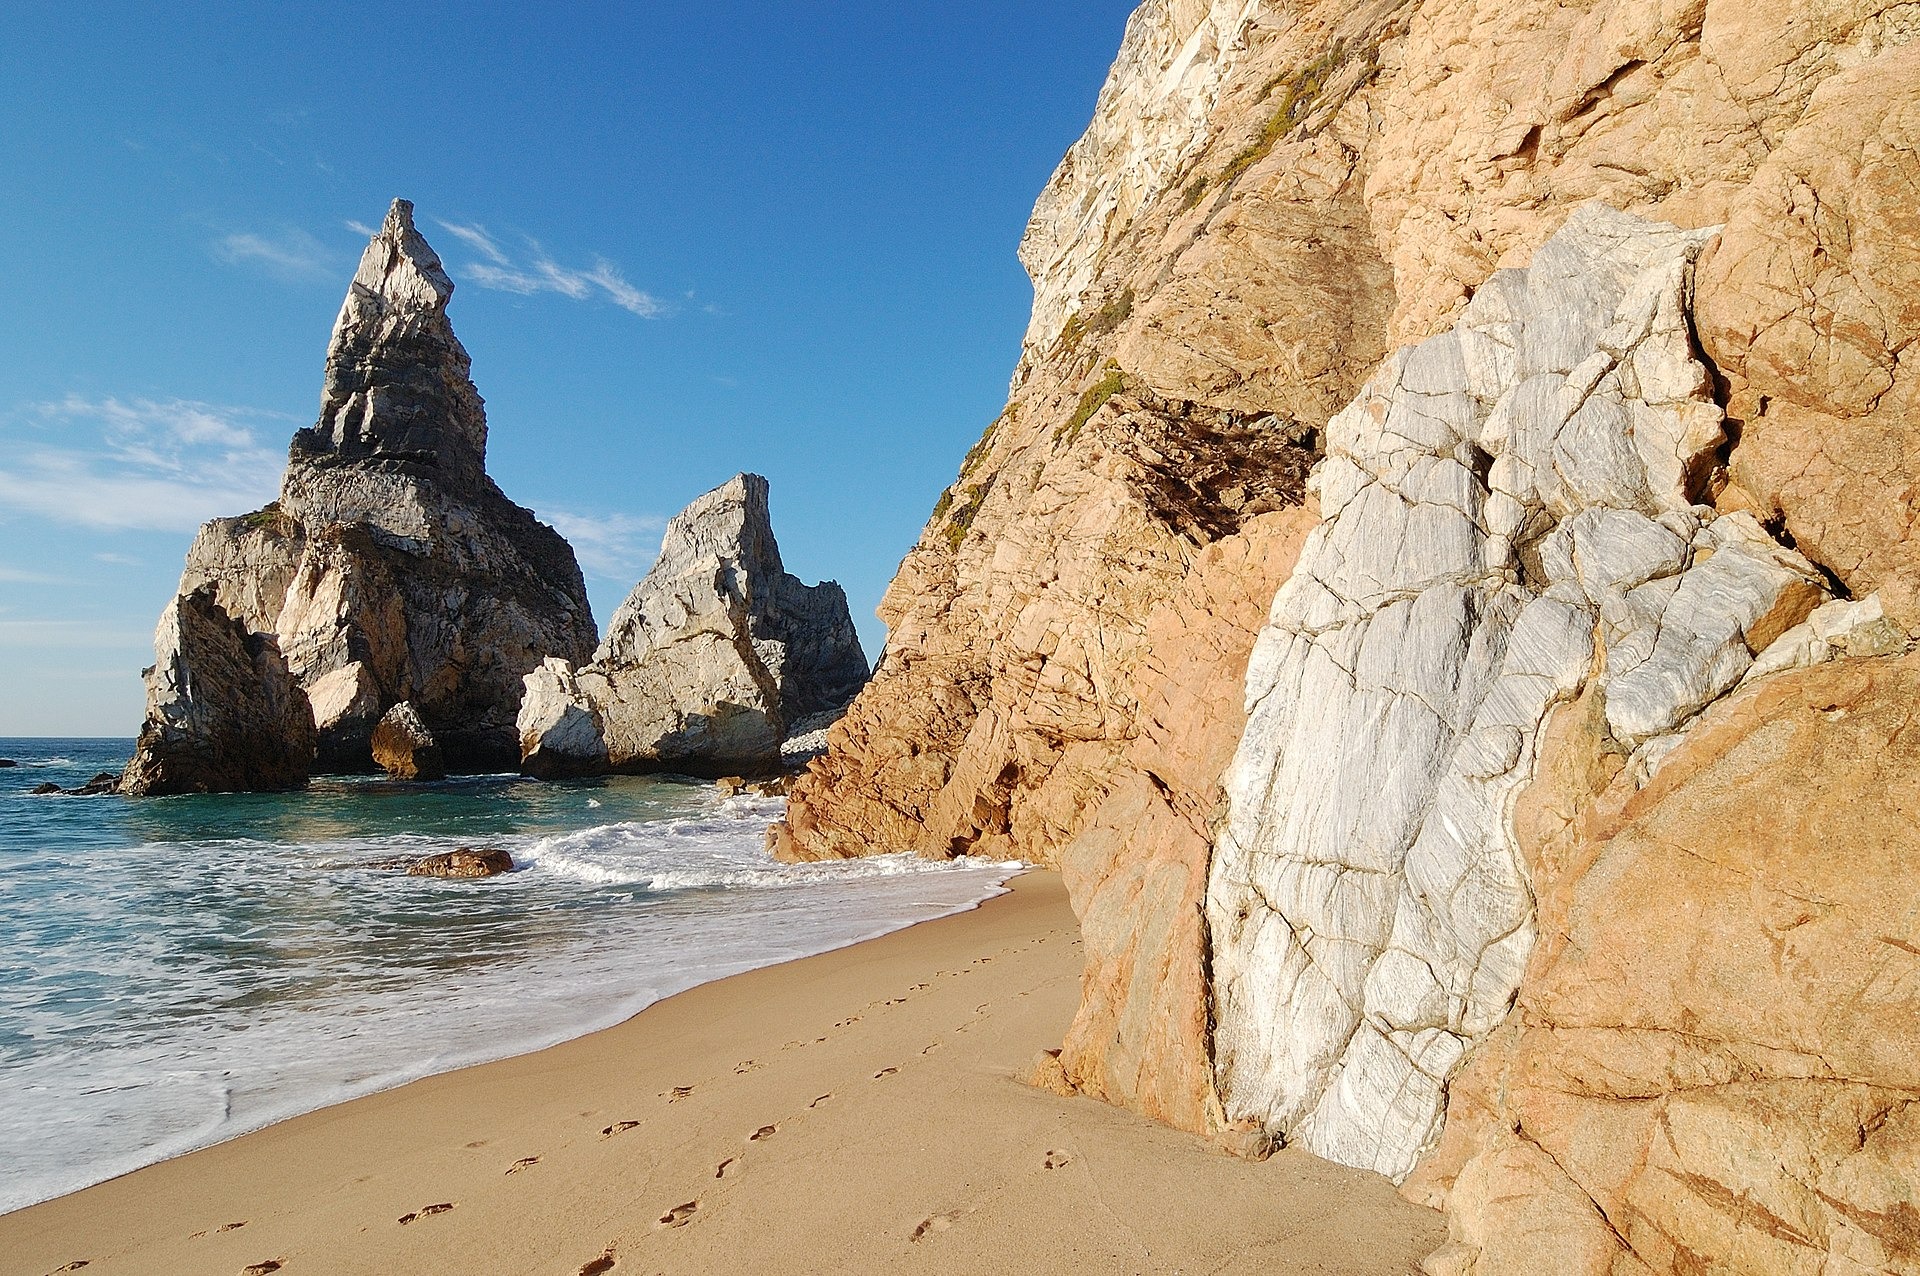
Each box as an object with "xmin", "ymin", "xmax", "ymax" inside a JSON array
[{"xmin": 774, "ymin": 2, "xmax": 1920, "ymax": 1270}]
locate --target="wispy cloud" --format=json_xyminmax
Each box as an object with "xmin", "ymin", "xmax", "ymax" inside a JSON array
[
  {"xmin": 0, "ymin": 620, "xmax": 154, "ymax": 650},
  {"xmin": 434, "ymin": 219, "xmax": 666, "ymax": 318},
  {"xmin": 0, "ymin": 397, "xmax": 287, "ymax": 532},
  {"xmin": 543, "ymin": 510, "xmax": 666, "ymax": 581},
  {"xmin": 345, "ymin": 218, "xmax": 378, "ymax": 238},
  {"xmin": 0, "ymin": 566, "xmax": 62, "ymax": 584},
  {"xmin": 215, "ymin": 227, "xmax": 339, "ymax": 281}
]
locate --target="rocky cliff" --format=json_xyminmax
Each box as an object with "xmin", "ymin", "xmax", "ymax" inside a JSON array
[
  {"xmin": 518, "ymin": 473, "xmax": 869, "ymax": 778},
  {"xmin": 125, "ymin": 200, "xmax": 596, "ymax": 784},
  {"xmin": 774, "ymin": 2, "xmax": 1920, "ymax": 1271}
]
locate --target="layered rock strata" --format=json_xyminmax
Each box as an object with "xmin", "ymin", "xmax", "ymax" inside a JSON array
[
  {"xmin": 518, "ymin": 474, "xmax": 868, "ymax": 778},
  {"xmin": 127, "ymin": 200, "xmax": 596, "ymax": 783},
  {"xmin": 120, "ymin": 589, "xmax": 317, "ymax": 796}
]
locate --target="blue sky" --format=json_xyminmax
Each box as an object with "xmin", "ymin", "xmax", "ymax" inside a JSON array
[{"xmin": 0, "ymin": 1, "xmax": 1137, "ymax": 736}]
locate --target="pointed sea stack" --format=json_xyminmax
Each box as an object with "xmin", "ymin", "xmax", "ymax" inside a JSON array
[
  {"xmin": 122, "ymin": 200, "xmax": 597, "ymax": 790},
  {"xmin": 518, "ymin": 473, "xmax": 869, "ymax": 778}
]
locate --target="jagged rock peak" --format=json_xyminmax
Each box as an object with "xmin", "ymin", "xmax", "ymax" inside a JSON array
[
  {"xmin": 519, "ymin": 473, "xmax": 870, "ymax": 779},
  {"xmin": 300, "ymin": 198, "xmax": 487, "ymax": 482}
]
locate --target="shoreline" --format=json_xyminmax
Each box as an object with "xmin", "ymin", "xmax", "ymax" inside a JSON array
[{"xmin": 1, "ymin": 871, "xmax": 1442, "ymax": 1275}]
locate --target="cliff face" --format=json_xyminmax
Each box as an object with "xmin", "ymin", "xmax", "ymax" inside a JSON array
[
  {"xmin": 774, "ymin": 2, "xmax": 1920, "ymax": 1270},
  {"xmin": 130, "ymin": 200, "xmax": 596, "ymax": 781},
  {"xmin": 518, "ymin": 474, "xmax": 869, "ymax": 778}
]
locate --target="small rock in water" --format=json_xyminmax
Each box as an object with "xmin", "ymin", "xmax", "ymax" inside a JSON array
[
  {"xmin": 747, "ymin": 775, "xmax": 796, "ymax": 798},
  {"xmin": 0, "ymin": 758, "xmax": 16, "ymax": 767},
  {"xmin": 30, "ymin": 782, "xmax": 60, "ymax": 795},
  {"xmin": 407, "ymin": 847, "xmax": 514, "ymax": 879},
  {"xmin": 371, "ymin": 701, "xmax": 446, "ymax": 782},
  {"xmin": 715, "ymin": 776, "xmax": 748, "ymax": 797},
  {"xmin": 66, "ymin": 773, "xmax": 121, "ymax": 796}
]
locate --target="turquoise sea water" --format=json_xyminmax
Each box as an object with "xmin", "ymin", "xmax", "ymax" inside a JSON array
[{"xmin": 0, "ymin": 738, "xmax": 1015, "ymax": 1213}]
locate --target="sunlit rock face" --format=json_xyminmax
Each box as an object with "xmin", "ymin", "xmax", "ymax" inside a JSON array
[
  {"xmin": 518, "ymin": 474, "xmax": 869, "ymax": 779},
  {"xmin": 1205, "ymin": 206, "xmax": 1830, "ymax": 1182},
  {"xmin": 128, "ymin": 200, "xmax": 596, "ymax": 782}
]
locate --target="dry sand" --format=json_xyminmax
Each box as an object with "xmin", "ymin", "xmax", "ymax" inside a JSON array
[{"xmin": 1, "ymin": 872, "xmax": 1443, "ymax": 1275}]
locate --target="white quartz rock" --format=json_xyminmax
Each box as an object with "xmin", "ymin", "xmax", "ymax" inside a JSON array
[{"xmin": 1207, "ymin": 205, "xmax": 1832, "ymax": 1182}]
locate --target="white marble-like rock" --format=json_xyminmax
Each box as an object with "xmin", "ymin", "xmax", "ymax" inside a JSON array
[{"xmin": 1206, "ymin": 205, "xmax": 1832, "ymax": 1182}]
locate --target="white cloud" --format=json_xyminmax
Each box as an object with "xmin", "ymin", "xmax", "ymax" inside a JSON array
[
  {"xmin": 345, "ymin": 218, "xmax": 378, "ymax": 237},
  {"xmin": 215, "ymin": 228, "xmax": 337, "ymax": 280},
  {"xmin": 543, "ymin": 510, "xmax": 666, "ymax": 581},
  {"xmin": 435, "ymin": 219, "xmax": 665, "ymax": 318},
  {"xmin": 0, "ymin": 397, "xmax": 287, "ymax": 532},
  {"xmin": 93, "ymin": 552, "xmax": 142, "ymax": 567},
  {"xmin": 0, "ymin": 566, "xmax": 61, "ymax": 584}
]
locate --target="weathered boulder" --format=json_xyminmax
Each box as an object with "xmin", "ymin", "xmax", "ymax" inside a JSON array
[
  {"xmin": 370, "ymin": 701, "xmax": 444, "ymax": 782},
  {"xmin": 0, "ymin": 759, "xmax": 16, "ymax": 767},
  {"xmin": 519, "ymin": 474, "xmax": 868, "ymax": 779},
  {"xmin": 119, "ymin": 589, "xmax": 317, "ymax": 796},
  {"xmin": 407, "ymin": 847, "xmax": 514, "ymax": 879},
  {"xmin": 139, "ymin": 199, "xmax": 596, "ymax": 784}
]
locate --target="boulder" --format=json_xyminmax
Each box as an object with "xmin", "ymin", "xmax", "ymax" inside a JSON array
[
  {"xmin": 0, "ymin": 759, "xmax": 16, "ymax": 767},
  {"xmin": 131, "ymin": 199, "xmax": 596, "ymax": 788},
  {"xmin": 519, "ymin": 474, "xmax": 869, "ymax": 779},
  {"xmin": 407, "ymin": 847, "xmax": 514, "ymax": 879},
  {"xmin": 29, "ymin": 782, "xmax": 59, "ymax": 795},
  {"xmin": 370, "ymin": 701, "xmax": 445, "ymax": 782},
  {"xmin": 119, "ymin": 589, "xmax": 317, "ymax": 796}
]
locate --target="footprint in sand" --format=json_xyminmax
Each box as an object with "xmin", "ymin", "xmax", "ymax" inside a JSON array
[
  {"xmin": 49, "ymin": 1264, "xmax": 89, "ymax": 1273},
  {"xmin": 465, "ymin": 1139, "xmax": 489, "ymax": 1148},
  {"xmin": 601, "ymin": 1120, "xmax": 640, "ymax": 1139},
  {"xmin": 398, "ymin": 1203, "xmax": 455, "ymax": 1225},
  {"xmin": 911, "ymin": 983, "xmax": 930, "ymax": 992},
  {"xmin": 217, "ymin": 1221, "xmax": 247, "ymax": 1233},
  {"xmin": 578, "ymin": 1251, "xmax": 617, "ymax": 1274},
  {"xmin": 808, "ymin": 1093, "xmax": 833, "ymax": 1108},
  {"xmin": 921, "ymin": 1042, "xmax": 943, "ymax": 1055},
  {"xmin": 715, "ymin": 1157, "xmax": 738, "ymax": 1179},
  {"xmin": 749, "ymin": 1124, "xmax": 778, "ymax": 1141},
  {"xmin": 909, "ymin": 1211, "xmax": 962, "ymax": 1242},
  {"xmin": 734, "ymin": 1060, "xmax": 761, "ymax": 1074},
  {"xmin": 506, "ymin": 1157, "xmax": 540, "ymax": 1175},
  {"xmin": 1044, "ymin": 1150, "xmax": 1073, "ymax": 1170},
  {"xmin": 657, "ymin": 1200, "xmax": 699, "ymax": 1228},
  {"xmin": 667, "ymin": 1086, "xmax": 695, "ymax": 1102},
  {"xmin": 241, "ymin": 1262, "xmax": 283, "ymax": 1275},
  {"xmin": 872, "ymin": 1067, "xmax": 898, "ymax": 1080},
  {"xmin": 834, "ymin": 1016, "xmax": 862, "ymax": 1028}
]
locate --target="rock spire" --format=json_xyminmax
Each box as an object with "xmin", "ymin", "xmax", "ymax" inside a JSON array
[{"xmin": 123, "ymin": 200, "xmax": 597, "ymax": 787}]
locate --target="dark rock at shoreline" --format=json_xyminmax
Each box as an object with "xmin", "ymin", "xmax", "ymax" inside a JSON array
[
  {"xmin": 0, "ymin": 759, "xmax": 16, "ymax": 767},
  {"xmin": 120, "ymin": 590, "xmax": 316, "ymax": 796},
  {"xmin": 407, "ymin": 847, "xmax": 514, "ymax": 879},
  {"xmin": 30, "ymin": 782, "xmax": 59, "ymax": 795}
]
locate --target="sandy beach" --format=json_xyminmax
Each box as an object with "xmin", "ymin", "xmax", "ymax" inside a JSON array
[{"xmin": 1, "ymin": 873, "xmax": 1442, "ymax": 1275}]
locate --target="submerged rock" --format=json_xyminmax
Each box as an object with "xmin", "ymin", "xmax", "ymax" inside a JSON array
[
  {"xmin": 519, "ymin": 474, "xmax": 868, "ymax": 779},
  {"xmin": 127, "ymin": 199, "xmax": 596, "ymax": 789},
  {"xmin": 370, "ymin": 701, "xmax": 445, "ymax": 782},
  {"xmin": 120, "ymin": 589, "xmax": 318, "ymax": 796},
  {"xmin": 407, "ymin": 847, "xmax": 513, "ymax": 879},
  {"xmin": 0, "ymin": 759, "xmax": 16, "ymax": 767}
]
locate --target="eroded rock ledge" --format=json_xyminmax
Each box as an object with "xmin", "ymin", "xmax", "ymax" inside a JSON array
[{"xmin": 518, "ymin": 474, "xmax": 869, "ymax": 779}]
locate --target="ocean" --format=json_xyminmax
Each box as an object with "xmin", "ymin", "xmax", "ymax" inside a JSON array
[{"xmin": 0, "ymin": 738, "xmax": 1016, "ymax": 1214}]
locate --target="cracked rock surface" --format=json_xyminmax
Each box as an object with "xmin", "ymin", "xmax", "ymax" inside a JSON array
[
  {"xmin": 1205, "ymin": 205, "xmax": 1831, "ymax": 1182},
  {"xmin": 127, "ymin": 200, "xmax": 596, "ymax": 782},
  {"xmin": 518, "ymin": 474, "xmax": 868, "ymax": 779}
]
